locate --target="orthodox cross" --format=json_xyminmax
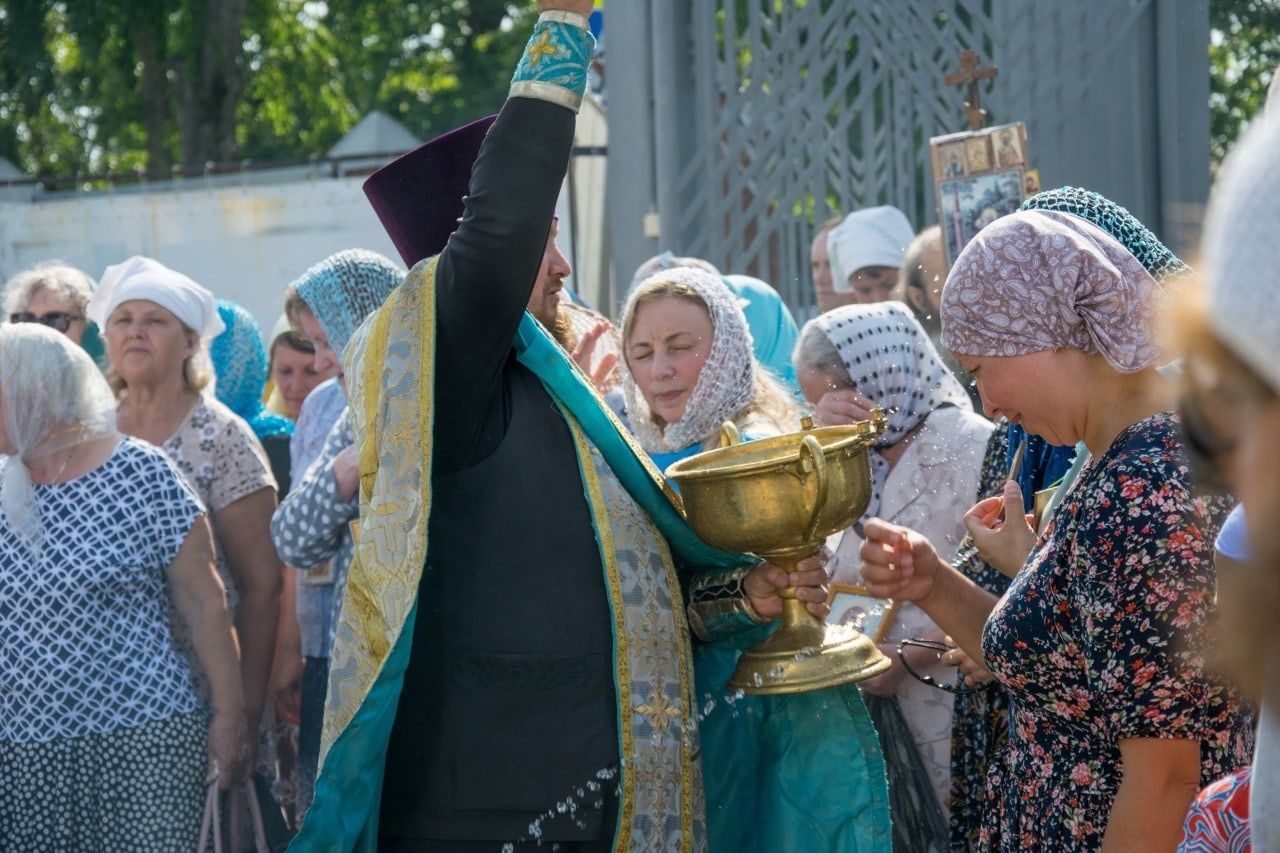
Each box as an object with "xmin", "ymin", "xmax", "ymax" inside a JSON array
[{"xmin": 945, "ymin": 50, "xmax": 999, "ymax": 131}]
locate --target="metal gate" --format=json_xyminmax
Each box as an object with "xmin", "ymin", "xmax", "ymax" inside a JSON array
[{"xmin": 605, "ymin": 0, "xmax": 1208, "ymax": 316}]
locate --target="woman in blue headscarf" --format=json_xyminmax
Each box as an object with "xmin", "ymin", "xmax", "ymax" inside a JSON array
[
  {"xmin": 210, "ymin": 300, "xmax": 296, "ymax": 494},
  {"xmin": 268, "ymin": 248, "xmax": 404, "ymax": 819},
  {"xmin": 723, "ymin": 273, "xmax": 801, "ymax": 395}
]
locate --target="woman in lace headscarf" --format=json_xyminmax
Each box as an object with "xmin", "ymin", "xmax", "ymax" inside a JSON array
[
  {"xmin": 270, "ymin": 248, "xmax": 403, "ymax": 818},
  {"xmin": 620, "ymin": 267, "xmax": 893, "ymax": 852},
  {"xmin": 0, "ymin": 323, "xmax": 247, "ymax": 851}
]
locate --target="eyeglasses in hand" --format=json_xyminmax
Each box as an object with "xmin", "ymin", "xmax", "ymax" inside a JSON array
[{"xmin": 896, "ymin": 638, "xmax": 991, "ymax": 696}]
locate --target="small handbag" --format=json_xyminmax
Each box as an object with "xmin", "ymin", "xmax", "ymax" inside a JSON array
[{"xmin": 196, "ymin": 768, "xmax": 270, "ymax": 853}]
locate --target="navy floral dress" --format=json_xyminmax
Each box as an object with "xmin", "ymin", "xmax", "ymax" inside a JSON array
[{"xmin": 980, "ymin": 413, "xmax": 1251, "ymax": 850}]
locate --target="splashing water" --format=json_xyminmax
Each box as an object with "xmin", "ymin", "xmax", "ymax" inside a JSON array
[{"xmin": 503, "ymin": 684, "xmax": 760, "ymax": 847}]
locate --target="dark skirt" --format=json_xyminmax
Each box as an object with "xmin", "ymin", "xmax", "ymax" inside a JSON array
[
  {"xmin": 0, "ymin": 710, "xmax": 207, "ymax": 852},
  {"xmin": 864, "ymin": 694, "xmax": 949, "ymax": 853}
]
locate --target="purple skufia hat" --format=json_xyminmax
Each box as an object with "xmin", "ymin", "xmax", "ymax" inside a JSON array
[{"xmin": 362, "ymin": 114, "xmax": 498, "ymax": 267}]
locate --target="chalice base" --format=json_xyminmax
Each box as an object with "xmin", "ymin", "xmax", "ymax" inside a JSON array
[{"xmin": 729, "ymin": 599, "xmax": 890, "ymax": 695}]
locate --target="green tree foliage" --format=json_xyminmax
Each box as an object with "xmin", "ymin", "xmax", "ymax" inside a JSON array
[
  {"xmin": 0, "ymin": 0, "xmax": 533, "ymax": 179},
  {"xmin": 1211, "ymin": 0, "xmax": 1280, "ymax": 167}
]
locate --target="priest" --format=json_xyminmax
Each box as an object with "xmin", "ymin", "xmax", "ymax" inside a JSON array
[{"xmin": 291, "ymin": 4, "xmax": 832, "ymax": 851}]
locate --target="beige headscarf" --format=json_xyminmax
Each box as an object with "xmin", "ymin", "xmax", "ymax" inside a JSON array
[{"xmin": 941, "ymin": 210, "xmax": 1163, "ymax": 372}]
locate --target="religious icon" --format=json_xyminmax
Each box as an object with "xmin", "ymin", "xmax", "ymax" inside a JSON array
[
  {"xmin": 937, "ymin": 167, "xmax": 1026, "ymax": 266},
  {"xmin": 989, "ymin": 122, "xmax": 1026, "ymax": 168},
  {"xmin": 1023, "ymin": 168, "xmax": 1042, "ymax": 196},
  {"xmin": 963, "ymin": 136, "xmax": 992, "ymax": 173},
  {"xmin": 937, "ymin": 141, "xmax": 967, "ymax": 178},
  {"xmin": 825, "ymin": 583, "xmax": 899, "ymax": 644}
]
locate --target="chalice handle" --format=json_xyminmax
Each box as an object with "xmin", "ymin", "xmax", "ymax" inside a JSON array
[
  {"xmin": 775, "ymin": 435, "xmax": 829, "ymax": 622},
  {"xmin": 799, "ymin": 434, "xmax": 828, "ymax": 545}
]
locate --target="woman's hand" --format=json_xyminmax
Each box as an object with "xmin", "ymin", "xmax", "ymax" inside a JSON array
[
  {"xmin": 332, "ymin": 446, "xmax": 360, "ymax": 503},
  {"xmin": 270, "ymin": 648, "xmax": 304, "ymax": 726},
  {"xmin": 812, "ymin": 389, "xmax": 877, "ymax": 427},
  {"xmin": 941, "ymin": 637, "xmax": 996, "ymax": 686},
  {"xmin": 743, "ymin": 551, "xmax": 831, "ymax": 619},
  {"xmin": 963, "ymin": 481, "xmax": 1036, "ymax": 578},
  {"xmin": 208, "ymin": 707, "xmax": 251, "ymax": 789},
  {"xmin": 859, "ymin": 518, "xmax": 945, "ymax": 604},
  {"xmin": 571, "ymin": 321, "xmax": 620, "ymax": 393}
]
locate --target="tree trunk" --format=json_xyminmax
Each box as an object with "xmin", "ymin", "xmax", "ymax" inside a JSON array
[
  {"xmin": 179, "ymin": 0, "xmax": 249, "ymax": 169},
  {"xmin": 132, "ymin": 22, "xmax": 173, "ymax": 180}
]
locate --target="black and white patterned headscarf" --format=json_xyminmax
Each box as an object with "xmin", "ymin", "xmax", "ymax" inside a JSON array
[{"xmin": 813, "ymin": 301, "xmax": 971, "ymax": 519}]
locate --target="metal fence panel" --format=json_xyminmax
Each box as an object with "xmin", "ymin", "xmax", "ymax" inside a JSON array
[{"xmin": 609, "ymin": 0, "xmax": 1208, "ymax": 319}]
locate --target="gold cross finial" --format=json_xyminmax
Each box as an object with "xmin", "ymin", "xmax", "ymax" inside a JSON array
[
  {"xmin": 528, "ymin": 30, "xmax": 562, "ymax": 66},
  {"xmin": 945, "ymin": 50, "xmax": 999, "ymax": 131}
]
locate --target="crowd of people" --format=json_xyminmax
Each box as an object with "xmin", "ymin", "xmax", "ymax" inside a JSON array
[{"xmin": 0, "ymin": 3, "xmax": 1274, "ymax": 852}]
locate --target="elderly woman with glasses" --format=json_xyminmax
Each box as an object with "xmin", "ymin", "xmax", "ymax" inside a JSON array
[
  {"xmin": 0, "ymin": 323, "xmax": 248, "ymax": 851},
  {"xmin": 3, "ymin": 261, "xmax": 110, "ymax": 366},
  {"xmin": 88, "ymin": 257, "xmax": 284, "ymax": 809}
]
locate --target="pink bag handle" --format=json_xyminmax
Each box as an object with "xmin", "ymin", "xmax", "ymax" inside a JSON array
[{"xmin": 196, "ymin": 764, "xmax": 269, "ymax": 853}]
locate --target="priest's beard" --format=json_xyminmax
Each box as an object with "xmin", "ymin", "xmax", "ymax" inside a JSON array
[{"xmin": 549, "ymin": 309, "xmax": 576, "ymax": 351}]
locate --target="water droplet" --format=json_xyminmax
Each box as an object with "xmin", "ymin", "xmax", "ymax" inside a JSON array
[
  {"xmin": 703, "ymin": 699, "xmax": 716, "ymax": 716},
  {"xmin": 752, "ymin": 672, "xmax": 764, "ymax": 687}
]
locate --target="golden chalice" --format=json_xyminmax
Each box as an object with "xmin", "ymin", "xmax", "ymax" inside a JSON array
[{"xmin": 665, "ymin": 412, "xmax": 891, "ymax": 694}]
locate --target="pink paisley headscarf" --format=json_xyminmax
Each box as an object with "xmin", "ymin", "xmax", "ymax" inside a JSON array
[{"xmin": 940, "ymin": 210, "xmax": 1162, "ymax": 372}]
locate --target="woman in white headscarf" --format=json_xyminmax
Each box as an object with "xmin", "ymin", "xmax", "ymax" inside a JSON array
[
  {"xmin": 793, "ymin": 301, "xmax": 993, "ymax": 838},
  {"xmin": 89, "ymin": 256, "xmax": 284, "ymax": 816},
  {"xmin": 0, "ymin": 323, "xmax": 248, "ymax": 851},
  {"xmin": 620, "ymin": 267, "xmax": 893, "ymax": 852}
]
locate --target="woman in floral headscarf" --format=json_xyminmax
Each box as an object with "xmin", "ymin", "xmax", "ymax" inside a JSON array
[
  {"xmin": 620, "ymin": 267, "xmax": 892, "ymax": 852},
  {"xmin": 858, "ymin": 211, "xmax": 1251, "ymax": 850}
]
